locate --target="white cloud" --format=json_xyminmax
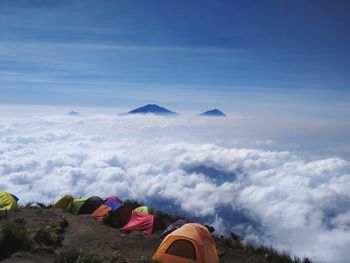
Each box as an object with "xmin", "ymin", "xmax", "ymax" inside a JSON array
[{"xmin": 0, "ymin": 112, "xmax": 349, "ymax": 262}]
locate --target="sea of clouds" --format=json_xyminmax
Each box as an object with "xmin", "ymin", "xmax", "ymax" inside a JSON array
[{"xmin": 0, "ymin": 111, "xmax": 350, "ymax": 262}]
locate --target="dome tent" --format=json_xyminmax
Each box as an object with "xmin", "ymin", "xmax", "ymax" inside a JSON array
[
  {"xmin": 92, "ymin": 196, "xmax": 123, "ymax": 221},
  {"xmin": 0, "ymin": 191, "xmax": 19, "ymax": 211},
  {"xmin": 119, "ymin": 211, "xmax": 165, "ymax": 235},
  {"xmin": 153, "ymin": 223, "xmax": 219, "ymax": 263},
  {"xmin": 109, "ymin": 206, "xmax": 132, "ymax": 228},
  {"xmin": 67, "ymin": 196, "xmax": 103, "ymax": 215},
  {"xmin": 160, "ymin": 218, "xmax": 189, "ymax": 239},
  {"xmin": 133, "ymin": 205, "xmax": 152, "ymax": 214},
  {"xmin": 52, "ymin": 194, "xmax": 74, "ymax": 209}
]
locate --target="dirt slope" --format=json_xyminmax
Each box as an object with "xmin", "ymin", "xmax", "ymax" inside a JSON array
[{"xmin": 0, "ymin": 208, "xmax": 267, "ymax": 263}]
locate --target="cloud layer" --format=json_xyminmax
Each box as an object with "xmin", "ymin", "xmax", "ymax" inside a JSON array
[{"xmin": 0, "ymin": 113, "xmax": 349, "ymax": 262}]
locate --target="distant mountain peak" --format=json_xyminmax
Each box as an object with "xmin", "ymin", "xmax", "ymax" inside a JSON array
[
  {"xmin": 128, "ymin": 104, "xmax": 177, "ymax": 116},
  {"xmin": 200, "ymin": 109, "xmax": 226, "ymax": 117},
  {"xmin": 66, "ymin": 111, "xmax": 81, "ymax": 116}
]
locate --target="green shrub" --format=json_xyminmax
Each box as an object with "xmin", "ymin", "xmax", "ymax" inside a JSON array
[
  {"xmin": 33, "ymin": 218, "xmax": 68, "ymax": 246},
  {"xmin": 214, "ymin": 234, "xmax": 313, "ymax": 263},
  {"xmin": 254, "ymin": 245, "xmax": 312, "ymax": 263},
  {"xmin": 154, "ymin": 210, "xmax": 177, "ymax": 226},
  {"xmin": 13, "ymin": 217, "xmax": 26, "ymax": 226},
  {"xmin": 0, "ymin": 218, "xmax": 27, "ymax": 259},
  {"xmin": 56, "ymin": 248, "xmax": 103, "ymax": 263},
  {"xmin": 55, "ymin": 249, "xmax": 80, "ymax": 263},
  {"xmin": 34, "ymin": 226, "xmax": 62, "ymax": 246},
  {"xmin": 75, "ymin": 252, "xmax": 103, "ymax": 263},
  {"xmin": 0, "ymin": 211, "xmax": 8, "ymax": 219},
  {"xmin": 58, "ymin": 218, "xmax": 69, "ymax": 229}
]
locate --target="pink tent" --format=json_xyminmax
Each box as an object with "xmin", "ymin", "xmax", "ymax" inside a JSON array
[{"xmin": 119, "ymin": 211, "xmax": 165, "ymax": 235}]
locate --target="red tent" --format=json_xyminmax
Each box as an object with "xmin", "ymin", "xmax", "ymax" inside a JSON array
[{"xmin": 119, "ymin": 211, "xmax": 165, "ymax": 235}]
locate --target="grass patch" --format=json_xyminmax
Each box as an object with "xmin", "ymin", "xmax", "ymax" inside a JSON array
[
  {"xmin": 215, "ymin": 232, "xmax": 313, "ymax": 263},
  {"xmin": 55, "ymin": 248, "xmax": 103, "ymax": 263},
  {"xmin": 33, "ymin": 218, "xmax": 68, "ymax": 246},
  {"xmin": 0, "ymin": 211, "xmax": 8, "ymax": 219},
  {"xmin": 34, "ymin": 227, "xmax": 63, "ymax": 246},
  {"xmin": 255, "ymin": 246, "xmax": 313, "ymax": 263},
  {"xmin": 0, "ymin": 218, "xmax": 28, "ymax": 259}
]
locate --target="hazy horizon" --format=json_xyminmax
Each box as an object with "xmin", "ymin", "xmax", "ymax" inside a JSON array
[{"xmin": 1, "ymin": 0, "xmax": 350, "ymax": 119}]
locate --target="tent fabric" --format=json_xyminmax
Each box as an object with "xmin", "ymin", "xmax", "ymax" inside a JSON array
[
  {"xmin": 119, "ymin": 211, "xmax": 165, "ymax": 235},
  {"xmin": 105, "ymin": 196, "xmax": 123, "ymax": 206},
  {"xmin": 52, "ymin": 194, "xmax": 74, "ymax": 209},
  {"xmin": 92, "ymin": 196, "xmax": 123, "ymax": 221},
  {"xmin": 109, "ymin": 206, "xmax": 132, "ymax": 228},
  {"xmin": 70, "ymin": 197, "xmax": 88, "ymax": 214},
  {"xmin": 29, "ymin": 202, "xmax": 44, "ymax": 209},
  {"xmin": 78, "ymin": 196, "xmax": 103, "ymax": 214},
  {"xmin": 92, "ymin": 204, "xmax": 112, "ymax": 220},
  {"xmin": 119, "ymin": 211, "xmax": 154, "ymax": 235},
  {"xmin": 153, "ymin": 223, "xmax": 219, "ymax": 263},
  {"xmin": 133, "ymin": 206, "xmax": 152, "ymax": 214},
  {"xmin": 0, "ymin": 191, "xmax": 19, "ymax": 211},
  {"xmin": 104, "ymin": 196, "xmax": 123, "ymax": 211},
  {"xmin": 160, "ymin": 219, "xmax": 189, "ymax": 239},
  {"xmin": 70, "ymin": 196, "xmax": 103, "ymax": 215},
  {"xmin": 166, "ymin": 239, "xmax": 196, "ymax": 260},
  {"xmin": 11, "ymin": 194, "xmax": 19, "ymax": 203}
]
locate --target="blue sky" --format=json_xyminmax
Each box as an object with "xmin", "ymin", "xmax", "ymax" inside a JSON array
[{"xmin": 0, "ymin": 0, "xmax": 349, "ymax": 116}]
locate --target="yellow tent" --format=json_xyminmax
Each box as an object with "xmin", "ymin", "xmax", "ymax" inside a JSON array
[
  {"xmin": 0, "ymin": 191, "xmax": 19, "ymax": 210},
  {"xmin": 133, "ymin": 205, "xmax": 152, "ymax": 214},
  {"xmin": 52, "ymin": 194, "xmax": 74, "ymax": 209},
  {"xmin": 153, "ymin": 223, "xmax": 219, "ymax": 263}
]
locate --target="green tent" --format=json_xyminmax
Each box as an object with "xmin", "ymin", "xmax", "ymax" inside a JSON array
[
  {"xmin": 52, "ymin": 194, "xmax": 74, "ymax": 209},
  {"xmin": 68, "ymin": 196, "xmax": 103, "ymax": 215},
  {"xmin": 133, "ymin": 205, "xmax": 152, "ymax": 214},
  {"xmin": 0, "ymin": 191, "xmax": 19, "ymax": 211}
]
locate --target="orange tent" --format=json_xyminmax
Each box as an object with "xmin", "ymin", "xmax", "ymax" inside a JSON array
[
  {"xmin": 92, "ymin": 204, "xmax": 112, "ymax": 220},
  {"xmin": 153, "ymin": 223, "xmax": 219, "ymax": 263},
  {"xmin": 92, "ymin": 196, "xmax": 123, "ymax": 221}
]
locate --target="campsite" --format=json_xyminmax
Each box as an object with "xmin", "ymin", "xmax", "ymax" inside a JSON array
[
  {"xmin": 0, "ymin": 192, "xmax": 312, "ymax": 263},
  {"xmin": 1, "ymin": 1, "xmax": 349, "ymax": 262}
]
